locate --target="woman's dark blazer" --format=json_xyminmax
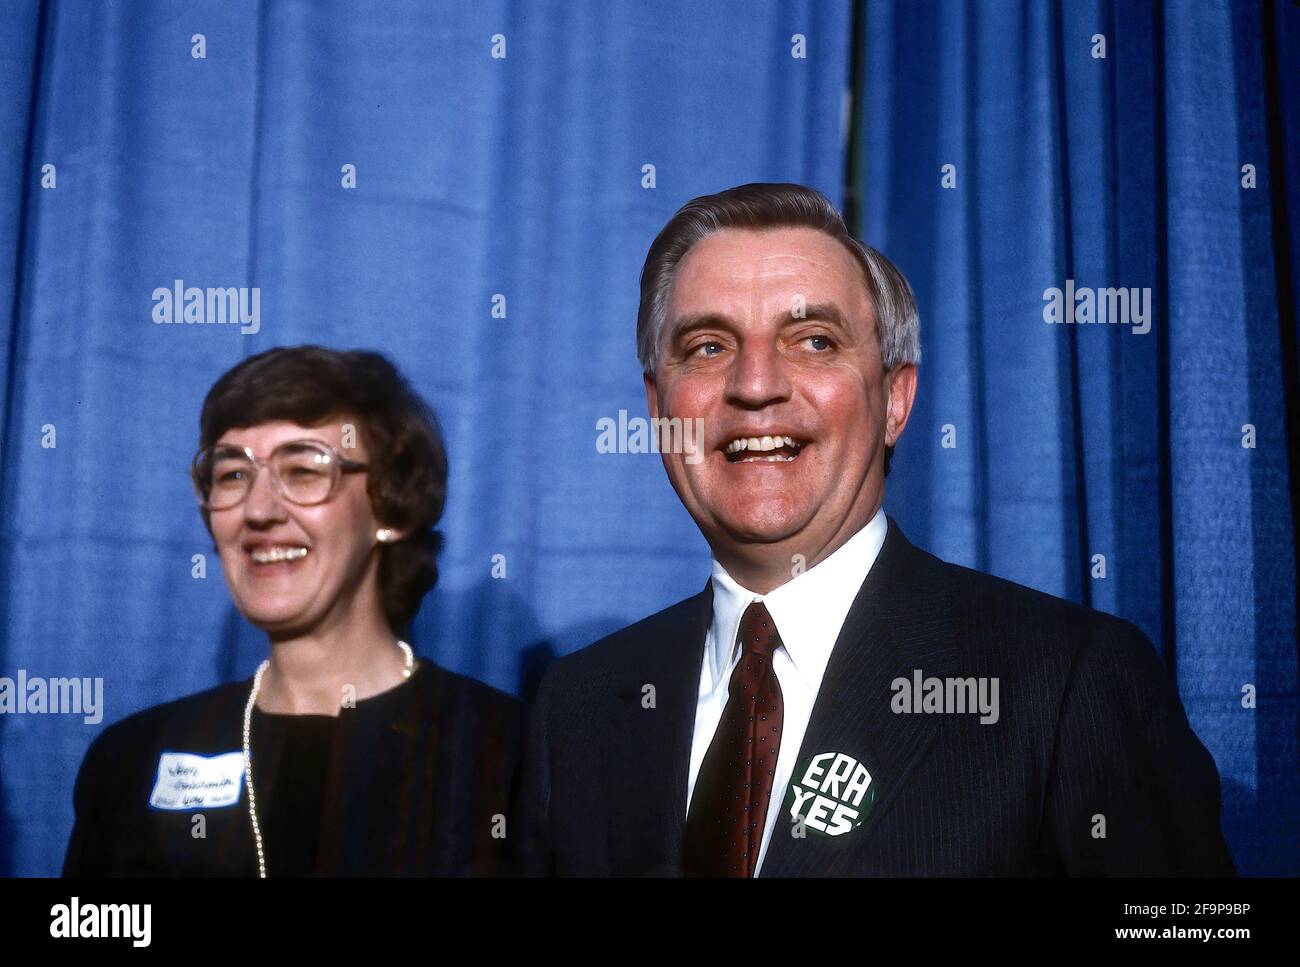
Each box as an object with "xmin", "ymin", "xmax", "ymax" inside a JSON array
[{"xmin": 63, "ymin": 660, "xmax": 525, "ymax": 876}]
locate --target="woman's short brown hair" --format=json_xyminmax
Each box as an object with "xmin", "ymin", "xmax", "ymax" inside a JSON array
[{"xmin": 197, "ymin": 345, "xmax": 448, "ymax": 632}]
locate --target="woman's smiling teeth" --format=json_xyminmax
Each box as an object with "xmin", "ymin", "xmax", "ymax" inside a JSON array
[
  {"xmin": 724, "ymin": 435, "xmax": 805, "ymax": 462},
  {"xmin": 249, "ymin": 545, "xmax": 309, "ymax": 564}
]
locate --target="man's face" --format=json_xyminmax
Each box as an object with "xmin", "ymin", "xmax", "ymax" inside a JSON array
[
  {"xmin": 208, "ymin": 418, "xmax": 386, "ymax": 637},
  {"xmin": 645, "ymin": 227, "xmax": 915, "ymax": 576}
]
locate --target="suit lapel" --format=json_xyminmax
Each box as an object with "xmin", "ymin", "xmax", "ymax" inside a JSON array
[
  {"xmin": 603, "ymin": 584, "xmax": 712, "ymax": 875},
  {"xmin": 762, "ymin": 519, "xmax": 958, "ymax": 875}
]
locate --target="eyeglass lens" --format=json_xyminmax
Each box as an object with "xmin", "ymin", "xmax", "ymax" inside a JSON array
[{"xmin": 202, "ymin": 442, "xmax": 337, "ymax": 508}]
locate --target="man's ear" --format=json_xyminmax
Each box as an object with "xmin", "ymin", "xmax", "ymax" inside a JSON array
[
  {"xmin": 644, "ymin": 371, "xmax": 661, "ymax": 420},
  {"xmin": 885, "ymin": 362, "xmax": 918, "ymax": 447}
]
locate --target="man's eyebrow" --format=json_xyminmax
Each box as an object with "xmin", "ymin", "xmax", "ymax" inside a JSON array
[
  {"xmin": 666, "ymin": 303, "xmax": 856, "ymax": 349},
  {"xmin": 667, "ymin": 312, "xmax": 738, "ymax": 342},
  {"xmin": 787, "ymin": 302, "xmax": 851, "ymax": 329}
]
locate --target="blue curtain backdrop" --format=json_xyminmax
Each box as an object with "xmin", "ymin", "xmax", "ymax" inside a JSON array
[
  {"xmin": 860, "ymin": 0, "xmax": 1299, "ymax": 875},
  {"xmin": 0, "ymin": 0, "xmax": 1295, "ymax": 877},
  {"xmin": 0, "ymin": 0, "xmax": 851, "ymax": 877}
]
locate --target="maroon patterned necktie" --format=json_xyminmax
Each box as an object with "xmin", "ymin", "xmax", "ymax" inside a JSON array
[{"xmin": 684, "ymin": 600, "xmax": 785, "ymax": 877}]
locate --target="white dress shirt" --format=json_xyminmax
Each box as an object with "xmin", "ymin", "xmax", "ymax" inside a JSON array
[{"xmin": 685, "ymin": 507, "xmax": 888, "ymax": 874}]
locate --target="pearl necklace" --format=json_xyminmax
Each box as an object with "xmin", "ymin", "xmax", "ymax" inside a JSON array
[{"xmin": 241, "ymin": 640, "xmax": 414, "ymax": 878}]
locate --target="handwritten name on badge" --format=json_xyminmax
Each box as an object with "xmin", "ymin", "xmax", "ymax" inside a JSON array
[
  {"xmin": 788, "ymin": 751, "xmax": 875, "ymax": 837},
  {"xmin": 148, "ymin": 750, "xmax": 244, "ymax": 810}
]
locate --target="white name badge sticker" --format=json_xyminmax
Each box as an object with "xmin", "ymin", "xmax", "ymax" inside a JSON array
[{"xmin": 148, "ymin": 750, "xmax": 245, "ymax": 811}]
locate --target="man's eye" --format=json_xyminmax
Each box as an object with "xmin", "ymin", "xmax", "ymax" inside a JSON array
[
  {"xmin": 693, "ymin": 341, "xmax": 724, "ymax": 357},
  {"xmin": 805, "ymin": 335, "xmax": 833, "ymax": 351}
]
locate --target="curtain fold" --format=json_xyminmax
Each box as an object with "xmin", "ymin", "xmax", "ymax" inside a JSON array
[{"xmin": 859, "ymin": 0, "xmax": 1299, "ymax": 875}]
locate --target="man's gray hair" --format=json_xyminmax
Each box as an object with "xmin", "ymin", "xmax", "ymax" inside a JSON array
[{"xmin": 636, "ymin": 183, "xmax": 921, "ymax": 376}]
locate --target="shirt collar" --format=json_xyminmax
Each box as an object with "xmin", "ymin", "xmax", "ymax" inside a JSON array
[{"xmin": 706, "ymin": 508, "xmax": 889, "ymax": 692}]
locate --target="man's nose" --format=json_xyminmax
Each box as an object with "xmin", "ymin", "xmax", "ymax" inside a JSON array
[
  {"xmin": 242, "ymin": 466, "xmax": 288, "ymax": 524},
  {"xmin": 726, "ymin": 341, "xmax": 793, "ymax": 409}
]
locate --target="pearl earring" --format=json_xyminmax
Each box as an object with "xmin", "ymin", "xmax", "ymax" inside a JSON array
[{"xmin": 376, "ymin": 528, "xmax": 395, "ymax": 543}]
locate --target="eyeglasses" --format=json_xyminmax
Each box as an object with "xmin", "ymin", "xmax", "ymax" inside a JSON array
[{"xmin": 192, "ymin": 439, "xmax": 369, "ymax": 510}]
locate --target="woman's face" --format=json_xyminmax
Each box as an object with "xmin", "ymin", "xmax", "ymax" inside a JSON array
[{"xmin": 207, "ymin": 418, "xmax": 386, "ymax": 638}]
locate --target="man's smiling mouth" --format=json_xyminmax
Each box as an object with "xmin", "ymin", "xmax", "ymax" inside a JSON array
[{"xmin": 723, "ymin": 435, "xmax": 806, "ymax": 463}]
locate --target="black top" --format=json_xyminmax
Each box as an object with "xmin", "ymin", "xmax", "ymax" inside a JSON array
[
  {"xmin": 251, "ymin": 708, "xmax": 338, "ymax": 877},
  {"xmin": 65, "ymin": 660, "xmax": 526, "ymax": 877}
]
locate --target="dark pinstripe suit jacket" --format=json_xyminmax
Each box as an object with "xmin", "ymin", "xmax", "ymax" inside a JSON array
[{"xmin": 516, "ymin": 518, "xmax": 1235, "ymax": 876}]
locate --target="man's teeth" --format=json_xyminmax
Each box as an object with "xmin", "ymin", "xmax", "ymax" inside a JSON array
[
  {"xmin": 250, "ymin": 546, "xmax": 309, "ymax": 564},
  {"xmin": 724, "ymin": 435, "xmax": 803, "ymax": 456}
]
